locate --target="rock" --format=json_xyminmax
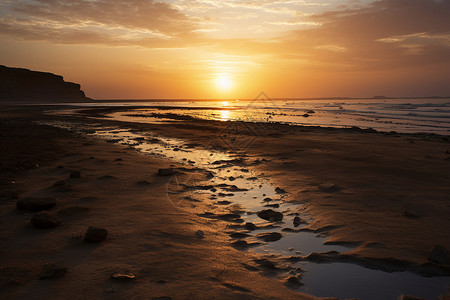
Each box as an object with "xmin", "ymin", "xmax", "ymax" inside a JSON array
[
  {"xmin": 257, "ymin": 232, "xmax": 282, "ymax": 242},
  {"xmin": 428, "ymin": 245, "xmax": 450, "ymax": 265},
  {"xmin": 70, "ymin": 171, "xmax": 81, "ymax": 178},
  {"xmin": 152, "ymin": 297, "xmax": 172, "ymax": 300},
  {"xmin": 16, "ymin": 197, "xmax": 57, "ymax": 211},
  {"xmin": 39, "ymin": 263, "xmax": 67, "ymax": 279},
  {"xmin": 244, "ymin": 222, "xmax": 257, "ymax": 231},
  {"xmin": 31, "ymin": 212, "xmax": 61, "ymax": 228},
  {"xmin": 257, "ymin": 209, "xmax": 283, "ymax": 222},
  {"xmin": 293, "ymin": 216, "xmax": 302, "ymax": 227},
  {"xmin": 318, "ymin": 183, "xmax": 342, "ymax": 192},
  {"xmin": 84, "ymin": 226, "xmax": 108, "ymax": 242},
  {"xmin": 231, "ymin": 240, "xmax": 253, "ymax": 249},
  {"xmin": 111, "ymin": 272, "xmax": 136, "ymax": 281},
  {"xmin": 275, "ymin": 187, "xmax": 286, "ymax": 194},
  {"xmin": 285, "ymin": 276, "xmax": 302, "ymax": 288},
  {"xmin": 157, "ymin": 168, "xmax": 177, "ymax": 176},
  {"xmin": 254, "ymin": 259, "xmax": 277, "ymax": 270},
  {"xmin": 195, "ymin": 230, "xmax": 205, "ymax": 239}
]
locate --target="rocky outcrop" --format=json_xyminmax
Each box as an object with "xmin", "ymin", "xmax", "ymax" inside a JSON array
[{"xmin": 0, "ymin": 65, "xmax": 90, "ymax": 102}]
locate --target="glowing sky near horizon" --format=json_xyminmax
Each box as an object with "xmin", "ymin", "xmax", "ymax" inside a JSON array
[{"xmin": 0, "ymin": 0, "xmax": 449, "ymax": 99}]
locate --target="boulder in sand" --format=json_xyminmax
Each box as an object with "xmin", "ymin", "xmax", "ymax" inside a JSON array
[
  {"xmin": 84, "ymin": 226, "xmax": 108, "ymax": 242},
  {"xmin": 293, "ymin": 216, "xmax": 302, "ymax": 227},
  {"xmin": 257, "ymin": 209, "xmax": 283, "ymax": 222},
  {"xmin": 16, "ymin": 197, "xmax": 56, "ymax": 211},
  {"xmin": 39, "ymin": 263, "xmax": 67, "ymax": 279},
  {"xmin": 244, "ymin": 222, "xmax": 257, "ymax": 231},
  {"xmin": 285, "ymin": 276, "xmax": 302, "ymax": 288},
  {"xmin": 31, "ymin": 212, "xmax": 61, "ymax": 228},
  {"xmin": 428, "ymin": 245, "xmax": 450, "ymax": 266}
]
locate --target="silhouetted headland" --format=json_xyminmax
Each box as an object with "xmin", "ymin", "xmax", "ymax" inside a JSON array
[{"xmin": 0, "ymin": 65, "xmax": 90, "ymax": 103}]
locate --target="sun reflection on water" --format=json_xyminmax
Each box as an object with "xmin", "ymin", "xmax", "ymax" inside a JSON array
[{"xmin": 219, "ymin": 110, "xmax": 230, "ymax": 120}]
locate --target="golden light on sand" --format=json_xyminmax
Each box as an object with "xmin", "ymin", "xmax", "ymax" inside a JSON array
[{"xmin": 215, "ymin": 75, "xmax": 233, "ymax": 91}]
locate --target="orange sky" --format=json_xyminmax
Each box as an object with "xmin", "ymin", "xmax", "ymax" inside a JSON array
[{"xmin": 1, "ymin": 0, "xmax": 449, "ymax": 99}]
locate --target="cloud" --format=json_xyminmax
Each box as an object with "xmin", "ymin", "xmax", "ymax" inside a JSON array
[{"xmin": 0, "ymin": 0, "xmax": 198, "ymax": 46}]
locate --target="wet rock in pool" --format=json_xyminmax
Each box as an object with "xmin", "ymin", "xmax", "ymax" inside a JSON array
[
  {"xmin": 285, "ymin": 276, "xmax": 302, "ymax": 288},
  {"xmin": 111, "ymin": 272, "xmax": 136, "ymax": 281},
  {"xmin": 257, "ymin": 209, "xmax": 283, "ymax": 222},
  {"xmin": 244, "ymin": 222, "xmax": 257, "ymax": 231},
  {"xmin": 157, "ymin": 168, "xmax": 177, "ymax": 176},
  {"xmin": 293, "ymin": 216, "xmax": 302, "ymax": 227},
  {"xmin": 31, "ymin": 212, "xmax": 61, "ymax": 228},
  {"xmin": 17, "ymin": 197, "xmax": 57, "ymax": 212},
  {"xmin": 318, "ymin": 183, "xmax": 342, "ymax": 192},
  {"xmin": 229, "ymin": 232, "xmax": 251, "ymax": 239},
  {"xmin": 257, "ymin": 232, "xmax": 282, "ymax": 242},
  {"xmin": 195, "ymin": 230, "xmax": 205, "ymax": 239},
  {"xmin": 428, "ymin": 245, "xmax": 450, "ymax": 265},
  {"xmin": 70, "ymin": 170, "xmax": 81, "ymax": 179},
  {"xmin": 275, "ymin": 187, "xmax": 286, "ymax": 194},
  {"xmin": 84, "ymin": 226, "xmax": 108, "ymax": 242},
  {"xmin": 231, "ymin": 240, "xmax": 259, "ymax": 250},
  {"xmin": 39, "ymin": 263, "xmax": 67, "ymax": 279}
]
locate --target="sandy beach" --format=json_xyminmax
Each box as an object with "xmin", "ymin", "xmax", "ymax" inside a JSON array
[{"xmin": 1, "ymin": 104, "xmax": 450, "ymax": 300}]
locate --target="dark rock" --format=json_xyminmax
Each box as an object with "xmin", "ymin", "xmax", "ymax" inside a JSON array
[
  {"xmin": 39, "ymin": 263, "xmax": 67, "ymax": 279},
  {"xmin": 257, "ymin": 232, "xmax": 282, "ymax": 242},
  {"xmin": 157, "ymin": 168, "xmax": 177, "ymax": 176},
  {"xmin": 16, "ymin": 197, "xmax": 57, "ymax": 211},
  {"xmin": 195, "ymin": 230, "xmax": 205, "ymax": 239},
  {"xmin": 264, "ymin": 203, "xmax": 280, "ymax": 208},
  {"xmin": 137, "ymin": 180, "xmax": 152, "ymax": 186},
  {"xmin": 275, "ymin": 187, "xmax": 286, "ymax": 194},
  {"xmin": 285, "ymin": 276, "xmax": 302, "ymax": 288},
  {"xmin": 152, "ymin": 297, "xmax": 172, "ymax": 300},
  {"xmin": 70, "ymin": 171, "xmax": 81, "ymax": 179},
  {"xmin": 31, "ymin": 212, "xmax": 61, "ymax": 228},
  {"xmin": 229, "ymin": 176, "xmax": 236, "ymax": 181},
  {"xmin": 428, "ymin": 245, "xmax": 450, "ymax": 265},
  {"xmin": 254, "ymin": 259, "xmax": 277, "ymax": 270},
  {"xmin": 244, "ymin": 222, "xmax": 257, "ymax": 231},
  {"xmin": 257, "ymin": 209, "xmax": 283, "ymax": 222},
  {"xmin": 293, "ymin": 216, "xmax": 302, "ymax": 227},
  {"xmin": 229, "ymin": 232, "xmax": 251, "ymax": 239},
  {"xmin": 84, "ymin": 226, "xmax": 108, "ymax": 242},
  {"xmin": 111, "ymin": 272, "xmax": 136, "ymax": 281}
]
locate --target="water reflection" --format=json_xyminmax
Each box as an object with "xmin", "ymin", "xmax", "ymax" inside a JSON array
[{"xmin": 219, "ymin": 110, "xmax": 230, "ymax": 120}]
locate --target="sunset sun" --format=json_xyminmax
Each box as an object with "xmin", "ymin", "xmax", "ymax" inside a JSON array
[{"xmin": 215, "ymin": 75, "xmax": 233, "ymax": 91}]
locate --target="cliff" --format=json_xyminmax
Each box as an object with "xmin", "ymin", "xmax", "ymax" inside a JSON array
[{"xmin": 0, "ymin": 65, "xmax": 90, "ymax": 102}]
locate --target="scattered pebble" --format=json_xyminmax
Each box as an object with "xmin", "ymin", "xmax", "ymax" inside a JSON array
[
  {"xmin": 31, "ymin": 212, "xmax": 61, "ymax": 228},
  {"xmin": 84, "ymin": 226, "xmax": 108, "ymax": 242},
  {"xmin": 195, "ymin": 230, "xmax": 205, "ymax": 239},
  {"xmin": 39, "ymin": 263, "xmax": 67, "ymax": 279},
  {"xmin": 111, "ymin": 272, "xmax": 136, "ymax": 281},
  {"xmin": 275, "ymin": 187, "xmax": 286, "ymax": 194}
]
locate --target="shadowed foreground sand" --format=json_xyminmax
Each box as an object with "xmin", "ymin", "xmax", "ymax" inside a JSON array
[{"xmin": 1, "ymin": 105, "xmax": 450, "ymax": 299}]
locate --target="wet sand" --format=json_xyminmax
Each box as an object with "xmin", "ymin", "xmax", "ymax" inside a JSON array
[{"xmin": 1, "ymin": 104, "xmax": 450, "ymax": 299}]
